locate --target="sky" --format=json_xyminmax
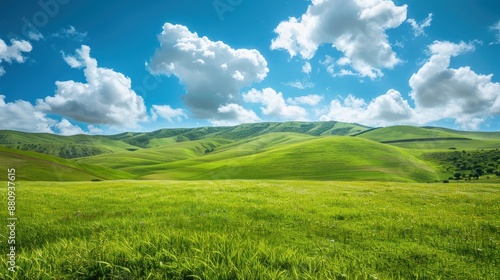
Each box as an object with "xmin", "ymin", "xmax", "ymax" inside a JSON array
[{"xmin": 0, "ymin": 0, "xmax": 500, "ymax": 135}]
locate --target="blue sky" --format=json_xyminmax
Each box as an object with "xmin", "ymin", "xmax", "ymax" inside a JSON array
[{"xmin": 1, "ymin": 0, "xmax": 499, "ymax": 134}]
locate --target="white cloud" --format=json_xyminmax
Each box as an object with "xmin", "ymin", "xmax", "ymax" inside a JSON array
[
  {"xmin": 87, "ymin": 125, "xmax": 104, "ymax": 134},
  {"xmin": 38, "ymin": 45, "xmax": 148, "ymax": 128},
  {"xmin": 55, "ymin": 119, "xmax": 85, "ymax": 135},
  {"xmin": 232, "ymin": 70, "xmax": 245, "ymax": 81},
  {"xmin": 151, "ymin": 105, "xmax": 187, "ymax": 122},
  {"xmin": 271, "ymin": 0, "xmax": 407, "ymax": 78},
  {"xmin": 490, "ymin": 20, "xmax": 500, "ymax": 45},
  {"xmin": 52, "ymin": 25, "xmax": 87, "ymax": 42},
  {"xmin": 212, "ymin": 103, "xmax": 261, "ymax": 126},
  {"xmin": 284, "ymin": 80, "xmax": 315, "ymax": 89},
  {"xmin": 287, "ymin": 94, "xmax": 323, "ymax": 106},
  {"xmin": 320, "ymin": 55, "xmax": 358, "ymax": 77},
  {"xmin": 407, "ymin": 13, "xmax": 433, "ymax": 37},
  {"xmin": 302, "ymin": 61, "xmax": 312, "ymax": 74},
  {"xmin": 320, "ymin": 89, "xmax": 417, "ymax": 126},
  {"xmin": 0, "ymin": 95, "xmax": 91, "ymax": 135},
  {"xmin": 243, "ymin": 88, "xmax": 308, "ymax": 121},
  {"xmin": 148, "ymin": 23, "xmax": 268, "ymax": 122},
  {"xmin": 0, "ymin": 38, "xmax": 32, "ymax": 77},
  {"xmin": 409, "ymin": 41, "xmax": 500, "ymax": 130},
  {"xmin": 0, "ymin": 95, "xmax": 55, "ymax": 133},
  {"xmin": 62, "ymin": 51, "xmax": 83, "ymax": 68},
  {"xmin": 320, "ymin": 55, "xmax": 335, "ymax": 75},
  {"xmin": 318, "ymin": 40, "xmax": 500, "ymax": 130},
  {"xmin": 27, "ymin": 29, "xmax": 44, "ymax": 41}
]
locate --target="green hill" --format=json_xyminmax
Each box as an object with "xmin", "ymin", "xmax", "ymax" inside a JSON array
[
  {"xmin": 355, "ymin": 126, "xmax": 469, "ymax": 142},
  {"xmin": 0, "ymin": 121, "xmax": 368, "ymax": 157},
  {"xmin": 136, "ymin": 135, "xmax": 438, "ymax": 182},
  {"xmin": 109, "ymin": 121, "xmax": 369, "ymax": 148},
  {"xmin": 0, "ymin": 130, "xmax": 141, "ymax": 158},
  {"xmin": 355, "ymin": 126, "xmax": 500, "ymax": 151},
  {"xmin": 1, "ymin": 122, "xmax": 499, "ymax": 182},
  {"xmin": 0, "ymin": 147, "xmax": 133, "ymax": 181}
]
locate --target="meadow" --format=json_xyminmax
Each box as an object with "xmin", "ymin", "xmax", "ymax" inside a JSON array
[
  {"xmin": 1, "ymin": 180, "xmax": 498, "ymax": 279},
  {"xmin": 1, "ymin": 123, "xmax": 500, "ymax": 278}
]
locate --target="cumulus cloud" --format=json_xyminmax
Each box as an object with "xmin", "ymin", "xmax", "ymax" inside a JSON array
[
  {"xmin": 151, "ymin": 105, "xmax": 187, "ymax": 123},
  {"xmin": 409, "ymin": 41, "xmax": 500, "ymax": 130},
  {"xmin": 52, "ymin": 25, "xmax": 87, "ymax": 42},
  {"xmin": 0, "ymin": 38, "xmax": 32, "ymax": 76},
  {"xmin": 0, "ymin": 95, "xmax": 55, "ymax": 133},
  {"xmin": 243, "ymin": 88, "xmax": 308, "ymax": 121},
  {"xmin": 211, "ymin": 103, "xmax": 261, "ymax": 126},
  {"xmin": 0, "ymin": 95, "xmax": 93, "ymax": 134},
  {"xmin": 271, "ymin": 0, "xmax": 407, "ymax": 78},
  {"xmin": 318, "ymin": 40, "xmax": 500, "ymax": 130},
  {"xmin": 38, "ymin": 45, "xmax": 148, "ymax": 128},
  {"xmin": 407, "ymin": 13, "xmax": 433, "ymax": 37},
  {"xmin": 490, "ymin": 20, "xmax": 500, "ymax": 45},
  {"xmin": 287, "ymin": 94, "xmax": 323, "ymax": 106},
  {"xmin": 320, "ymin": 89, "xmax": 417, "ymax": 126},
  {"xmin": 148, "ymin": 23, "xmax": 268, "ymax": 122},
  {"xmin": 55, "ymin": 119, "xmax": 85, "ymax": 135}
]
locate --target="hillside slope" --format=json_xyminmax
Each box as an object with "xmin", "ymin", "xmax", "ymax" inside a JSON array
[
  {"xmin": 0, "ymin": 130, "xmax": 142, "ymax": 158},
  {"xmin": 0, "ymin": 147, "xmax": 133, "ymax": 181},
  {"xmin": 356, "ymin": 126, "xmax": 500, "ymax": 151},
  {"xmin": 139, "ymin": 136, "xmax": 438, "ymax": 182},
  {"xmin": 2, "ymin": 122, "xmax": 499, "ymax": 182},
  {"xmin": 0, "ymin": 121, "xmax": 368, "ymax": 158}
]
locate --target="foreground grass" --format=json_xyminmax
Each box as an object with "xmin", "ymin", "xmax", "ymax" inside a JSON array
[{"xmin": 1, "ymin": 180, "xmax": 499, "ymax": 279}]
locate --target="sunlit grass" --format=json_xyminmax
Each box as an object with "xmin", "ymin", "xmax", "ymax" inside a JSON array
[{"xmin": 1, "ymin": 180, "xmax": 498, "ymax": 279}]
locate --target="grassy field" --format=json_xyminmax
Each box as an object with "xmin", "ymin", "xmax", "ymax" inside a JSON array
[{"xmin": 1, "ymin": 180, "xmax": 498, "ymax": 279}]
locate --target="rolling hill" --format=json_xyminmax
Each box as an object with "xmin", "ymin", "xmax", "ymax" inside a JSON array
[
  {"xmin": 0, "ymin": 146, "xmax": 133, "ymax": 181},
  {"xmin": 135, "ymin": 135, "xmax": 438, "ymax": 182},
  {"xmin": 1, "ymin": 122, "xmax": 499, "ymax": 182}
]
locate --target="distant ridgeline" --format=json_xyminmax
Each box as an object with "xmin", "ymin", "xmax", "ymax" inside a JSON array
[
  {"xmin": 0, "ymin": 122, "xmax": 368, "ymax": 157},
  {"xmin": 1, "ymin": 122, "xmax": 499, "ymax": 182}
]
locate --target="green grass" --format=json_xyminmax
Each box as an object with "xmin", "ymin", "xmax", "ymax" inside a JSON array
[
  {"xmin": 1, "ymin": 180, "xmax": 498, "ymax": 279},
  {"xmin": 0, "ymin": 147, "xmax": 133, "ymax": 181},
  {"xmin": 0, "ymin": 130, "xmax": 142, "ymax": 158},
  {"xmin": 2, "ymin": 124, "xmax": 500, "ymax": 182},
  {"xmin": 77, "ymin": 138, "xmax": 234, "ymax": 174},
  {"xmin": 141, "ymin": 136, "xmax": 438, "ymax": 182},
  {"xmin": 387, "ymin": 139, "xmax": 500, "ymax": 151},
  {"xmin": 426, "ymin": 127, "xmax": 500, "ymax": 140},
  {"xmin": 76, "ymin": 134, "xmax": 440, "ymax": 182},
  {"xmin": 355, "ymin": 126, "xmax": 469, "ymax": 142}
]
